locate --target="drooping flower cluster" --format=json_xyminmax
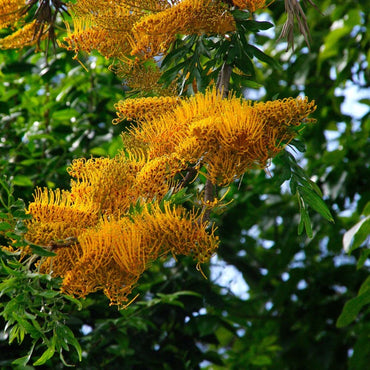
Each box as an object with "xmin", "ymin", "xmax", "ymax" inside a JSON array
[{"xmin": 25, "ymin": 149, "xmax": 220, "ymax": 305}]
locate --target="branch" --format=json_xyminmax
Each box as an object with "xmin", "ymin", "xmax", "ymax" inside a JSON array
[{"xmin": 216, "ymin": 63, "xmax": 232, "ymax": 98}]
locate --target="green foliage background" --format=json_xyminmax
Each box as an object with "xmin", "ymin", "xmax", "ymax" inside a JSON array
[{"xmin": 1, "ymin": 0, "xmax": 369, "ymax": 368}]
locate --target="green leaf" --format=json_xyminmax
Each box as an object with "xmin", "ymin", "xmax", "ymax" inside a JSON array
[
  {"xmin": 241, "ymin": 20, "xmax": 274, "ymax": 32},
  {"xmin": 251, "ymin": 355, "xmax": 272, "ymax": 366},
  {"xmin": 299, "ymin": 207, "xmax": 313, "ymax": 238},
  {"xmin": 55, "ymin": 325, "xmax": 82, "ymax": 361},
  {"xmin": 159, "ymin": 61, "xmax": 187, "ymax": 85},
  {"xmin": 29, "ymin": 244, "xmax": 56, "ymax": 257},
  {"xmin": 0, "ymin": 221, "xmax": 12, "ymax": 231},
  {"xmin": 234, "ymin": 56, "xmax": 255, "ymax": 78},
  {"xmin": 52, "ymin": 109, "xmax": 78, "ymax": 121},
  {"xmin": 33, "ymin": 346, "xmax": 55, "ymax": 366},
  {"xmin": 232, "ymin": 9, "xmax": 251, "ymax": 21},
  {"xmin": 289, "ymin": 139, "xmax": 306, "ymax": 153},
  {"xmin": 12, "ymin": 343, "xmax": 35, "ymax": 367},
  {"xmin": 63, "ymin": 294, "xmax": 83, "ymax": 310},
  {"xmin": 343, "ymin": 216, "xmax": 370, "ymax": 253},
  {"xmin": 245, "ymin": 44, "xmax": 281, "ymax": 70},
  {"xmin": 12, "ymin": 176, "xmax": 33, "ymax": 187},
  {"xmin": 336, "ymin": 277, "xmax": 370, "ymax": 328},
  {"xmin": 297, "ymin": 185, "xmax": 334, "ymax": 222},
  {"xmin": 357, "ymin": 249, "xmax": 370, "ymax": 269},
  {"xmin": 14, "ymin": 315, "xmax": 42, "ymax": 340}
]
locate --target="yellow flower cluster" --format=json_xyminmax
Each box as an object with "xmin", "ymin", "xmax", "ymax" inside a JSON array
[
  {"xmin": 0, "ymin": 0, "xmax": 25, "ymax": 29},
  {"xmin": 67, "ymin": 157, "xmax": 141, "ymax": 216},
  {"xmin": 26, "ymin": 187, "xmax": 98, "ymax": 246},
  {"xmin": 113, "ymin": 96, "xmax": 180, "ymax": 123},
  {"xmin": 131, "ymin": 0, "xmax": 236, "ymax": 57},
  {"xmin": 110, "ymin": 61, "xmax": 178, "ymax": 96},
  {"xmin": 0, "ymin": 20, "xmax": 44, "ymax": 50},
  {"xmin": 59, "ymin": 200, "xmax": 218, "ymax": 305},
  {"xmin": 24, "ymin": 146, "xmax": 221, "ymax": 305},
  {"xmin": 232, "ymin": 0, "xmax": 266, "ymax": 13},
  {"xmin": 26, "ymin": 180, "xmax": 219, "ymax": 305},
  {"xmin": 61, "ymin": 0, "xmax": 237, "ymax": 71},
  {"xmin": 62, "ymin": 15, "xmax": 135, "ymax": 61},
  {"xmin": 20, "ymin": 83, "xmax": 315, "ymax": 307},
  {"xmin": 124, "ymin": 89, "xmax": 316, "ymax": 185}
]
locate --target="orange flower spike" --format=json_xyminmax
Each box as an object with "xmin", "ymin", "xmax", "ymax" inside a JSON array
[
  {"xmin": 112, "ymin": 218, "xmax": 161, "ymax": 277},
  {"xmin": 25, "ymin": 187, "xmax": 98, "ymax": 246},
  {"xmin": 143, "ymin": 201, "xmax": 219, "ymax": 263},
  {"xmin": 113, "ymin": 96, "xmax": 180, "ymax": 124}
]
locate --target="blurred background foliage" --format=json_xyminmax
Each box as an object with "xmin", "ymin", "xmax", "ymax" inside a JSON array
[{"xmin": 1, "ymin": 0, "xmax": 369, "ymax": 368}]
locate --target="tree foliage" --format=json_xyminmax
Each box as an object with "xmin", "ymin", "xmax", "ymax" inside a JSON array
[{"xmin": 0, "ymin": 0, "xmax": 369, "ymax": 368}]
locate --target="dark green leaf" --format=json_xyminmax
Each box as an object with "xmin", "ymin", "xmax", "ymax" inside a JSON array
[
  {"xmin": 29, "ymin": 244, "xmax": 56, "ymax": 257},
  {"xmin": 297, "ymin": 185, "xmax": 334, "ymax": 222},
  {"xmin": 336, "ymin": 278, "xmax": 370, "ymax": 328}
]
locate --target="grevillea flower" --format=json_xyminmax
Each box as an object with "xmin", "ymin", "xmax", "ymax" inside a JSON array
[
  {"xmin": 138, "ymin": 201, "xmax": 219, "ymax": 264},
  {"xmin": 68, "ymin": 156, "xmax": 142, "ymax": 216},
  {"xmin": 113, "ymin": 96, "xmax": 180, "ymax": 124},
  {"xmin": 123, "ymin": 88, "xmax": 316, "ymax": 185},
  {"xmin": 110, "ymin": 61, "xmax": 178, "ymax": 96},
  {"xmin": 0, "ymin": 20, "xmax": 45, "ymax": 49},
  {"xmin": 26, "ymin": 187, "xmax": 98, "ymax": 246},
  {"xmin": 232, "ymin": 0, "xmax": 266, "ymax": 13},
  {"xmin": 36, "ymin": 200, "xmax": 218, "ymax": 306},
  {"xmin": 60, "ymin": 217, "xmax": 142, "ymax": 305},
  {"xmin": 62, "ymin": 15, "xmax": 134, "ymax": 60},
  {"xmin": 61, "ymin": 0, "xmax": 169, "ymax": 61},
  {"xmin": 0, "ymin": 0, "xmax": 25, "ymax": 29},
  {"xmin": 131, "ymin": 0, "xmax": 235, "ymax": 58}
]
